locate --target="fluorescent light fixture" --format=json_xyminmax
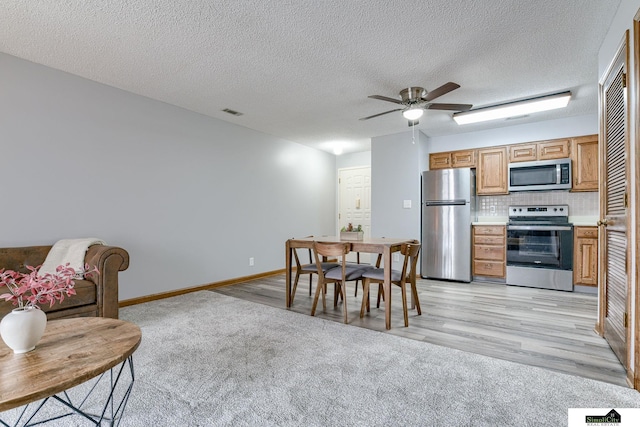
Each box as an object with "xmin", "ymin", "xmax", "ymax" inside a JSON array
[
  {"xmin": 333, "ymin": 145, "xmax": 343, "ymax": 155},
  {"xmin": 402, "ymin": 107, "xmax": 424, "ymax": 121},
  {"xmin": 453, "ymin": 91, "xmax": 571, "ymax": 125}
]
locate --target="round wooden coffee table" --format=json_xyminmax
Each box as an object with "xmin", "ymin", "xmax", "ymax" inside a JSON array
[{"xmin": 0, "ymin": 317, "xmax": 141, "ymax": 425}]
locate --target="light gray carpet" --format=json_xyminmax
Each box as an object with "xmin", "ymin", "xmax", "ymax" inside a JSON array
[{"xmin": 3, "ymin": 291, "xmax": 640, "ymax": 426}]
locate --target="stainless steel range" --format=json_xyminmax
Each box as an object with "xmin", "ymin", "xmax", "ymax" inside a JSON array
[{"xmin": 506, "ymin": 204, "xmax": 574, "ymax": 291}]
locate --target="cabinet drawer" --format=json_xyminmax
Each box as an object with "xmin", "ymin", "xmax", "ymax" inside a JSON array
[
  {"xmin": 509, "ymin": 144, "xmax": 537, "ymax": 162},
  {"xmin": 576, "ymin": 227, "xmax": 598, "ymax": 238},
  {"xmin": 474, "ymin": 235, "xmax": 505, "ymax": 245},
  {"xmin": 473, "ymin": 260, "xmax": 505, "ymax": 277},
  {"xmin": 473, "ymin": 225, "xmax": 505, "ymax": 236},
  {"xmin": 451, "ymin": 150, "xmax": 476, "ymax": 167},
  {"xmin": 474, "ymin": 245, "xmax": 505, "ymax": 261},
  {"xmin": 429, "ymin": 153, "xmax": 451, "ymax": 169},
  {"xmin": 538, "ymin": 139, "xmax": 570, "ymax": 160}
]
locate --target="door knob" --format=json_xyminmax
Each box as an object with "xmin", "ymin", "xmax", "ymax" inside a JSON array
[{"xmin": 597, "ymin": 219, "xmax": 608, "ymax": 227}]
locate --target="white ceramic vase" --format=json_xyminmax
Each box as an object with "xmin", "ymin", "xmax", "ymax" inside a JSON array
[{"xmin": 0, "ymin": 306, "xmax": 48, "ymax": 353}]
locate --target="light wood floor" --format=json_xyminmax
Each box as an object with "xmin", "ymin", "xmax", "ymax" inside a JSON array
[{"xmin": 211, "ymin": 273, "xmax": 629, "ymax": 387}]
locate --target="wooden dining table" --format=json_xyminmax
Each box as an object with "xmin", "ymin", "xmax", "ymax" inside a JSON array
[
  {"xmin": 0, "ymin": 317, "xmax": 141, "ymax": 424},
  {"xmin": 285, "ymin": 236, "xmax": 415, "ymax": 330}
]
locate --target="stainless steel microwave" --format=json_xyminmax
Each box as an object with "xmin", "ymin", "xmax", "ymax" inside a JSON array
[{"xmin": 508, "ymin": 158, "xmax": 572, "ymax": 192}]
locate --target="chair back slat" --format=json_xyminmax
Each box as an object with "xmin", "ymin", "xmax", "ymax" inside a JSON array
[
  {"xmin": 312, "ymin": 242, "xmax": 349, "ymax": 282},
  {"xmin": 291, "ymin": 236, "xmax": 314, "ymax": 268},
  {"xmin": 314, "ymin": 242, "xmax": 350, "ymax": 258},
  {"xmin": 400, "ymin": 242, "xmax": 421, "ymax": 283}
]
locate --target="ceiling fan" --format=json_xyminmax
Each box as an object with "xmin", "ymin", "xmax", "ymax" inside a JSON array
[{"xmin": 360, "ymin": 82, "xmax": 473, "ymax": 126}]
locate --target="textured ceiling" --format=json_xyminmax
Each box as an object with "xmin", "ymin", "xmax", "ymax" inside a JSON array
[{"xmin": 0, "ymin": 1, "xmax": 621, "ymax": 154}]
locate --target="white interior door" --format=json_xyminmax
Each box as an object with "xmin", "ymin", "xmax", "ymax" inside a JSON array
[{"xmin": 338, "ymin": 167, "xmax": 371, "ymax": 263}]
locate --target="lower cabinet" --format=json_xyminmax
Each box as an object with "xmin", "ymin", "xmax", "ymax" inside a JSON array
[
  {"xmin": 574, "ymin": 226, "xmax": 598, "ymax": 287},
  {"xmin": 472, "ymin": 225, "xmax": 506, "ymax": 279}
]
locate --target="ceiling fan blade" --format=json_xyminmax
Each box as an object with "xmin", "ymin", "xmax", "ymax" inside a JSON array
[
  {"xmin": 368, "ymin": 95, "xmax": 404, "ymax": 105},
  {"xmin": 359, "ymin": 108, "xmax": 403, "ymax": 120},
  {"xmin": 426, "ymin": 103, "xmax": 473, "ymax": 111},
  {"xmin": 424, "ymin": 82, "xmax": 460, "ymax": 102}
]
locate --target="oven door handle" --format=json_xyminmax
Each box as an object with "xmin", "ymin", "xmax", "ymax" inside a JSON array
[{"xmin": 507, "ymin": 225, "xmax": 573, "ymax": 231}]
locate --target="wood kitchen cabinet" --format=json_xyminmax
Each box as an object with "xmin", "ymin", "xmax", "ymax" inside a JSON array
[
  {"xmin": 509, "ymin": 138, "xmax": 570, "ymax": 162},
  {"xmin": 429, "ymin": 149, "xmax": 476, "ymax": 170},
  {"xmin": 573, "ymin": 226, "xmax": 598, "ymax": 287},
  {"xmin": 472, "ymin": 225, "xmax": 506, "ymax": 279},
  {"xmin": 571, "ymin": 134, "xmax": 599, "ymax": 192},
  {"xmin": 538, "ymin": 139, "xmax": 570, "ymax": 160},
  {"xmin": 508, "ymin": 143, "xmax": 537, "ymax": 162},
  {"xmin": 476, "ymin": 147, "xmax": 508, "ymax": 195},
  {"xmin": 428, "ymin": 133, "xmax": 597, "ymax": 194}
]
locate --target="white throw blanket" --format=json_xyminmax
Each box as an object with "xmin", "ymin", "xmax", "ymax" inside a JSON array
[{"xmin": 39, "ymin": 238, "xmax": 107, "ymax": 278}]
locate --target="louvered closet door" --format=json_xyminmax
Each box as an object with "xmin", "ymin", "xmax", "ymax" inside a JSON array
[{"xmin": 600, "ymin": 33, "xmax": 630, "ymax": 368}]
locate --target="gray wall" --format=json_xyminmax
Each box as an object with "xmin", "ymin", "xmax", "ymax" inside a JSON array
[
  {"xmin": 336, "ymin": 151, "xmax": 371, "ymax": 170},
  {"xmin": 427, "ymin": 113, "xmax": 597, "ymax": 153},
  {"xmin": 1, "ymin": 53, "xmax": 336, "ymax": 301},
  {"xmin": 370, "ymin": 131, "xmax": 425, "ymax": 242}
]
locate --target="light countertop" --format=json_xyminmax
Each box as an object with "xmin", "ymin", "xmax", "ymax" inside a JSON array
[
  {"xmin": 569, "ymin": 216, "xmax": 599, "ymax": 226},
  {"xmin": 473, "ymin": 216, "xmax": 508, "ymax": 225}
]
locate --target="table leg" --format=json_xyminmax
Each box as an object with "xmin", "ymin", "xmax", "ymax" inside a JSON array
[
  {"xmin": 285, "ymin": 240, "xmax": 292, "ymax": 308},
  {"xmin": 383, "ymin": 246, "xmax": 392, "ymax": 330},
  {"xmin": 0, "ymin": 356, "xmax": 135, "ymax": 426}
]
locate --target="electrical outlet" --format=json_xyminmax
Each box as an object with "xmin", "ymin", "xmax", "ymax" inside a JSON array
[
  {"xmin": 249, "ymin": 257, "xmax": 254, "ymax": 266},
  {"xmin": 490, "ymin": 205, "xmax": 496, "ymax": 214},
  {"xmin": 393, "ymin": 253, "xmax": 400, "ymax": 262}
]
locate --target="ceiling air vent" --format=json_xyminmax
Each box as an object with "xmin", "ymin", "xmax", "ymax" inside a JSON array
[{"xmin": 222, "ymin": 108, "xmax": 243, "ymax": 116}]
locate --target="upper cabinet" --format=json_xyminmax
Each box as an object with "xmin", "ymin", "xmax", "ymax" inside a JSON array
[
  {"xmin": 429, "ymin": 133, "xmax": 599, "ymax": 193},
  {"xmin": 509, "ymin": 138, "xmax": 570, "ymax": 162},
  {"xmin": 476, "ymin": 147, "xmax": 508, "ymax": 195},
  {"xmin": 538, "ymin": 139, "xmax": 570, "ymax": 160},
  {"xmin": 508, "ymin": 143, "xmax": 537, "ymax": 162},
  {"xmin": 429, "ymin": 149, "xmax": 476, "ymax": 170},
  {"xmin": 571, "ymin": 134, "xmax": 599, "ymax": 192}
]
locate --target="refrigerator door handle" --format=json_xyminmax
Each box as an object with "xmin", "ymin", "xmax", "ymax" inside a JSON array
[{"xmin": 424, "ymin": 199, "xmax": 467, "ymax": 206}]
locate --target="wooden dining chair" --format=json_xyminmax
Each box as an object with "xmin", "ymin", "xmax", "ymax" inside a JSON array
[
  {"xmin": 359, "ymin": 242, "xmax": 422, "ymax": 327},
  {"xmin": 310, "ymin": 242, "xmax": 369, "ymax": 324},
  {"xmin": 350, "ymin": 252, "xmax": 378, "ymax": 297},
  {"xmin": 290, "ymin": 237, "xmax": 339, "ymax": 304}
]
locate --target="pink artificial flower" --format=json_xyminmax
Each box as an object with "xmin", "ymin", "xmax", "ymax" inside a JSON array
[{"xmin": 0, "ymin": 263, "xmax": 99, "ymax": 310}]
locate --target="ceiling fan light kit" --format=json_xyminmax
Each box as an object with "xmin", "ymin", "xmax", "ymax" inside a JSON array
[
  {"xmin": 360, "ymin": 82, "xmax": 473, "ymax": 123},
  {"xmin": 402, "ymin": 107, "xmax": 424, "ymax": 120},
  {"xmin": 452, "ymin": 91, "xmax": 571, "ymax": 125}
]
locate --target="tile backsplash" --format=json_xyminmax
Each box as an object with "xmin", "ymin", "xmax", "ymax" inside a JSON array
[{"xmin": 477, "ymin": 191, "xmax": 598, "ymax": 217}]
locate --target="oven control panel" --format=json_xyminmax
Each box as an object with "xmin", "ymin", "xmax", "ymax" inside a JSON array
[{"xmin": 508, "ymin": 204, "xmax": 569, "ymax": 218}]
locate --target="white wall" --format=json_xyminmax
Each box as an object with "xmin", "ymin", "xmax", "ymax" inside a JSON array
[{"xmin": 0, "ymin": 53, "xmax": 336, "ymax": 301}]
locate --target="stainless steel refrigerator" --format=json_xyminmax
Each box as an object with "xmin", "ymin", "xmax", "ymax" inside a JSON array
[{"xmin": 421, "ymin": 168, "xmax": 476, "ymax": 282}]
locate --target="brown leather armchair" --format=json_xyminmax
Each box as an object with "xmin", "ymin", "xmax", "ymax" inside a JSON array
[{"xmin": 0, "ymin": 245, "xmax": 129, "ymax": 320}]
